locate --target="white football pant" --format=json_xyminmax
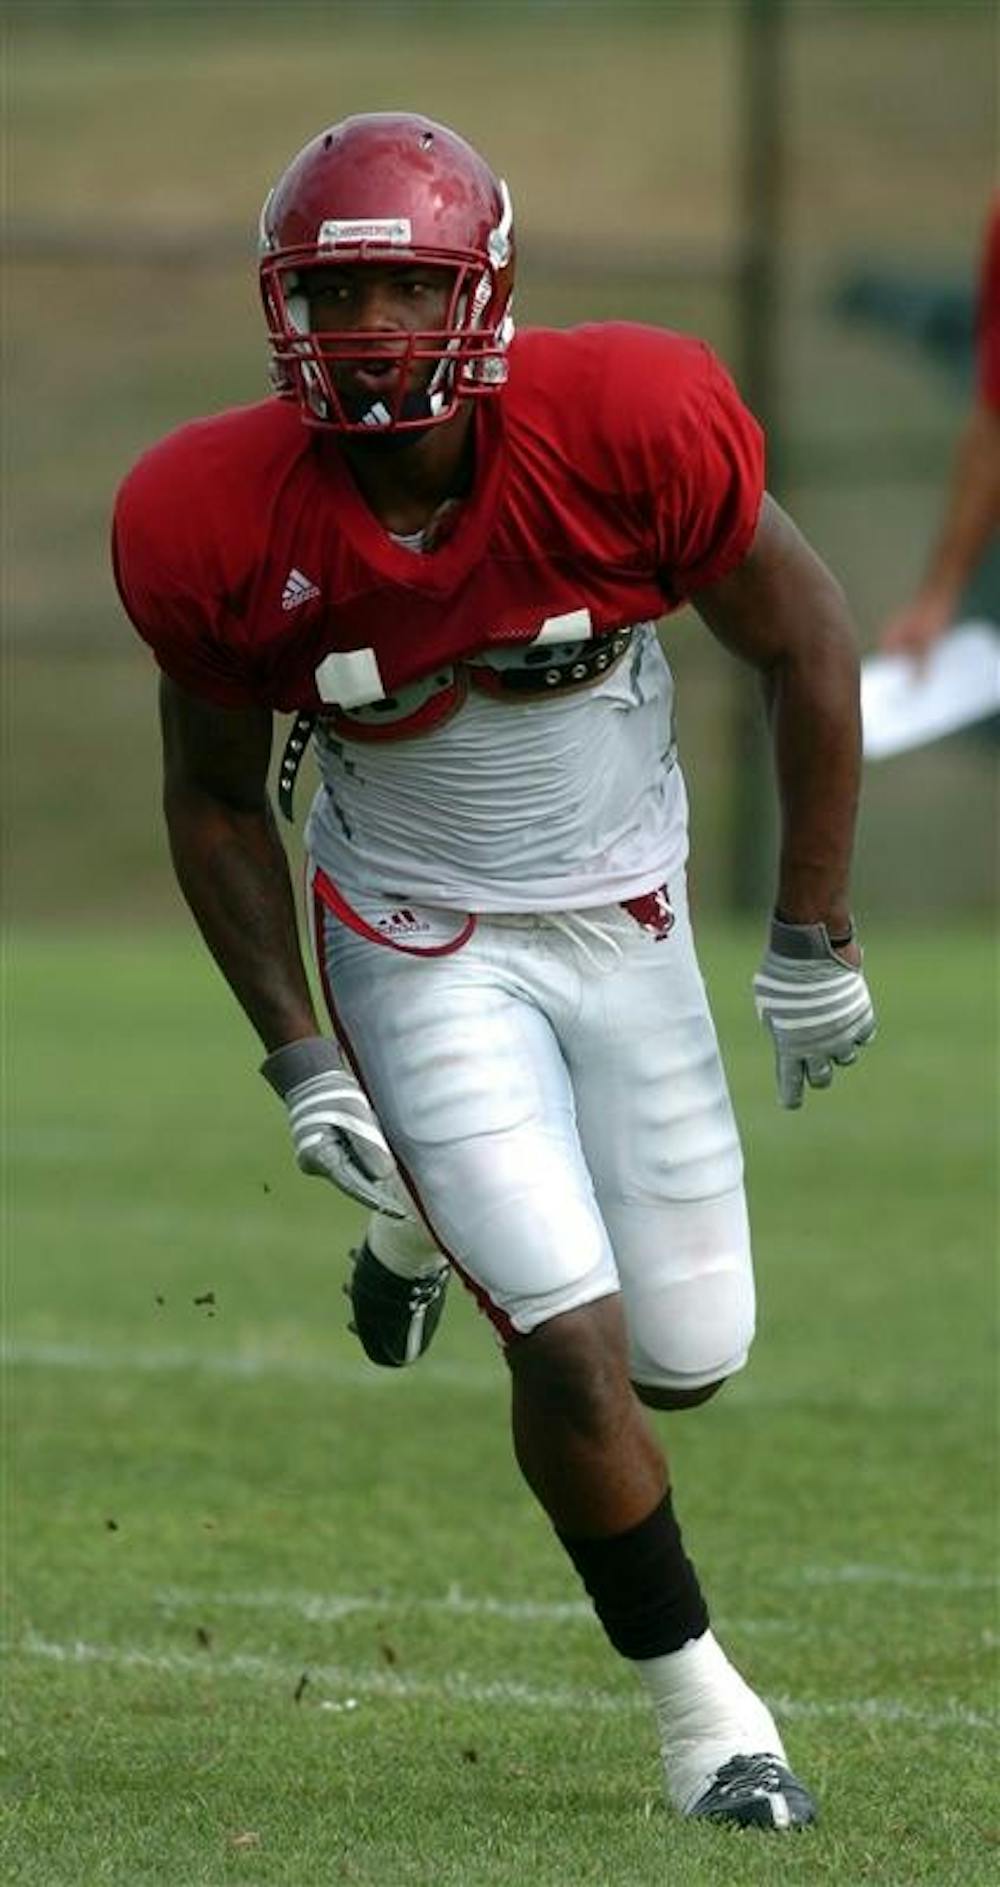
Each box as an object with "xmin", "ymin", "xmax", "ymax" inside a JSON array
[{"xmin": 310, "ymin": 870, "xmax": 755, "ymax": 1393}]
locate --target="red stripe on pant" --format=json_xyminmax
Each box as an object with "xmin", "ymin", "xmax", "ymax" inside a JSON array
[{"xmin": 310, "ymin": 874, "xmax": 518, "ymax": 1348}]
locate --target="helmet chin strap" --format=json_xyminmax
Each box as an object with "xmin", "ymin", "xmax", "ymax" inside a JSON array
[{"xmin": 344, "ymin": 416, "xmax": 436, "ymax": 454}]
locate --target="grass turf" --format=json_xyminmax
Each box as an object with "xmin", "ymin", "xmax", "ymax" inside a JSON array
[{"xmin": 4, "ymin": 923, "xmax": 997, "ymax": 1885}]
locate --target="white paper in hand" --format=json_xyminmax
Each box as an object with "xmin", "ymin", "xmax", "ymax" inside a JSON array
[{"xmin": 862, "ymin": 621, "xmax": 1000, "ymax": 760}]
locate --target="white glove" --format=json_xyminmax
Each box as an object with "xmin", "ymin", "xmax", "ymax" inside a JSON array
[
  {"xmin": 261, "ymin": 1036, "xmax": 407, "ymax": 1216},
  {"xmin": 753, "ymin": 917, "xmax": 876, "ymax": 1109}
]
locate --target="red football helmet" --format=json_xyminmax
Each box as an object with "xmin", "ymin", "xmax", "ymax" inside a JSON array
[{"xmin": 259, "ymin": 112, "xmax": 515, "ymax": 432}]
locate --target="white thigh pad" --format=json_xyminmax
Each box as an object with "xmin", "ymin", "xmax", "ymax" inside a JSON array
[
  {"xmin": 315, "ymin": 907, "xmax": 621, "ymax": 1337},
  {"xmin": 562, "ymin": 881, "xmax": 755, "ymax": 1389}
]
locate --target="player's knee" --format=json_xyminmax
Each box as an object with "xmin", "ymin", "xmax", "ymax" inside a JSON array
[
  {"xmin": 624, "ymin": 1262, "xmax": 755, "ymax": 1405},
  {"xmin": 506, "ymin": 1295, "xmax": 632, "ymax": 1442}
]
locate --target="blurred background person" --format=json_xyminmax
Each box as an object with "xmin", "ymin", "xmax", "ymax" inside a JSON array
[{"xmin": 879, "ymin": 193, "xmax": 1000, "ymax": 658}]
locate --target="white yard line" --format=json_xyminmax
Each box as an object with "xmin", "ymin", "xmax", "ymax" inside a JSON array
[
  {"xmin": 12, "ymin": 1633, "xmax": 994, "ymax": 1732},
  {"xmin": 154, "ymin": 1583, "xmax": 796, "ymax": 1635},
  {"xmin": 156, "ymin": 1583, "xmax": 596, "ymax": 1624},
  {"xmin": 795, "ymin": 1564, "xmax": 996, "ymax": 1593},
  {"xmin": 5, "ymin": 1342, "xmax": 985, "ymax": 1416},
  {"xmin": 2, "ymin": 1340, "xmax": 497, "ymax": 1393},
  {"xmin": 13, "ymin": 1632, "xmax": 639, "ymax": 1715},
  {"xmin": 767, "ymin": 1692, "xmax": 997, "ymax": 1732}
]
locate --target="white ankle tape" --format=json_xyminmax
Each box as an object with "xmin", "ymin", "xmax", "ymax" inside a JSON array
[{"xmin": 634, "ymin": 1631, "xmax": 786, "ymax": 1812}]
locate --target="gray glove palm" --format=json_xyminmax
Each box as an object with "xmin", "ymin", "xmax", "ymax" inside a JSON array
[
  {"xmin": 262, "ymin": 1036, "xmax": 407, "ymax": 1216},
  {"xmin": 753, "ymin": 918, "xmax": 876, "ymax": 1109}
]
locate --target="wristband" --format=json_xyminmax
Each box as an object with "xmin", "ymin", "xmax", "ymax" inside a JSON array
[
  {"xmin": 261, "ymin": 1034, "xmax": 341, "ymax": 1098},
  {"xmin": 773, "ymin": 910, "xmax": 854, "ymax": 953}
]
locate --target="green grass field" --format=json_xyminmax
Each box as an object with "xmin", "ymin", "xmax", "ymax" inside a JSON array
[{"xmin": 4, "ymin": 923, "xmax": 996, "ymax": 1886}]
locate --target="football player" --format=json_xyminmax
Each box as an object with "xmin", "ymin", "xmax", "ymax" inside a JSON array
[{"xmin": 112, "ymin": 113, "xmax": 876, "ymax": 1832}]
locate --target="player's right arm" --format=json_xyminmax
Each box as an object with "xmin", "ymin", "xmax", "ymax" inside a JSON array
[
  {"xmin": 160, "ymin": 677, "xmax": 405, "ymax": 1213},
  {"xmin": 159, "ymin": 675, "xmax": 320, "ymax": 1051},
  {"xmin": 114, "ymin": 437, "xmax": 403, "ymax": 1209}
]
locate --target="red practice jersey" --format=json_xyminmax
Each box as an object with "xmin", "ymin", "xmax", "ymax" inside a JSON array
[
  {"xmin": 976, "ymin": 195, "xmax": 1000, "ymax": 413},
  {"xmin": 112, "ymin": 324, "xmax": 764, "ymax": 715}
]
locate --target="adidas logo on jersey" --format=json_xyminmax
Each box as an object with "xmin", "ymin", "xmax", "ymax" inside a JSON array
[{"xmin": 282, "ymin": 567, "xmax": 321, "ymax": 611}]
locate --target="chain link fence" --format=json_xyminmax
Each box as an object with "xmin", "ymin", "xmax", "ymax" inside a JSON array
[{"xmin": 5, "ymin": 1, "xmax": 996, "ymax": 922}]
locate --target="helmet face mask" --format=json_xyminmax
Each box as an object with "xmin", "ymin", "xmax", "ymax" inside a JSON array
[{"xmin": 259, "ymin": 114, "xmax": 515, "ymax": 434}]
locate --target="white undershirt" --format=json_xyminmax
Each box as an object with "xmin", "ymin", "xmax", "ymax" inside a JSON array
[{"xmin": 305, "ymin": 623, "xmax": 690, "ymax": 912}]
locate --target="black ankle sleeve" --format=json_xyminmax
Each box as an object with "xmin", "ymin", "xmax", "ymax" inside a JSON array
[{"xmin": 557, "ymin": 1492, "xmax": 709, "ymax": 1660}]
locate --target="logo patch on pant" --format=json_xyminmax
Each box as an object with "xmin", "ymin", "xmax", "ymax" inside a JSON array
[
  {"xmin": 622, "ymin": 884, "xmax": 674, "ymax": 940},
  {"xmin": 376, "ymin": 908, "xmax": 432, "ymax": 939}
]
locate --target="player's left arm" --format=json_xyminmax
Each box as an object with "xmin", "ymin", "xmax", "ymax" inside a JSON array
[
  {"xmin": 692, "ymin": 491, "xmax": 859, "ymax": 937},
  {"xmin": 691, "ymin": 492, "xmax": 876, "ymax": 1106}
]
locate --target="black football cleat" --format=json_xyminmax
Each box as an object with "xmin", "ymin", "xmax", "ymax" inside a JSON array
[
  {"xmin": 686, "ymin": 1754, "xmax": 818, "ymax": 1830},
  {"xmin": 346, "ymin": 1241, "xmax": 450, "ymax": 1368}
]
